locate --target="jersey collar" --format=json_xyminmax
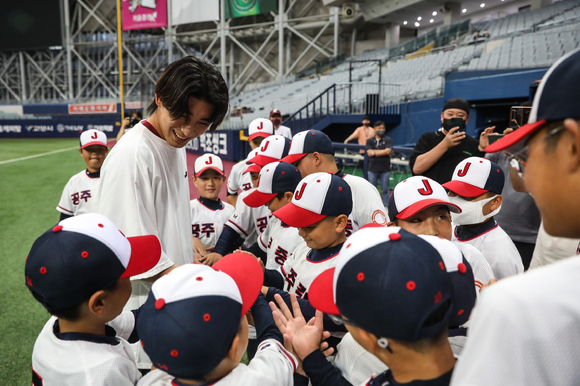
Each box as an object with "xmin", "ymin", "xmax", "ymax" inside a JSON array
[
  {"xmin": 198, "ymin": 196, "xmax": 224, "ymax": 211},
  {"xmin": 53, "ymin": 319, "xmax": 119, "ymax": 345},
  {"xmin": 85, "ymin": 169, "xmax": 100, "ymax": 179},
  {"xmin": 307, "ymin": 242, "xmax": 344, "ymax": 263},
  {"xmin": 455, "ymin": 219, "xmax": 498, "ymax": 241}
]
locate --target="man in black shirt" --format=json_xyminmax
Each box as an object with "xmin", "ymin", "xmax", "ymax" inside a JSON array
[
  {"xmin": 409, "ymin": 98, "xmax": 484, "ymax": 184},
  {"xmin": 366, "ymin": 121, "xmax": 393, "ymax": 206}
]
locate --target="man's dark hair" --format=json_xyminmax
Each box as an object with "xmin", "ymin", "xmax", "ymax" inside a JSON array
[
  {"xmin": 374, "ymin": 120, "xmax": 385, "ymax": 128},
  {"xmin": 130, "ymin": 109, "xmax": 143, "ymax": 120},
  {"xmin": 147, "ymin": 56, "xmax": 229, "ymax": 132},
  {"xmin": 363, "ymin": 115, "xmax": 371, "ymax": 121}
]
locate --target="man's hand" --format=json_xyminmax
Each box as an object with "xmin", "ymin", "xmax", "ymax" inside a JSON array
[
  {"xmin": 199, "ymin": 252, "xmax": 222, "ymax": 266},
  {"xmin": 478, "ymin": 126, "xmax": 496, "ymax": 150},
  {"xmin": 443, "ymin": 126, "xmax": 466, "ymax": 149}
]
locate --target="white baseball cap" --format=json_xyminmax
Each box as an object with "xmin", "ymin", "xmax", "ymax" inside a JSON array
[
  {"xmin": 248, "ymin": 118, "xmax": 274, "ymax": 141},
  {"xmin": 194, "ymin": 154, "xmax": 225, "ymax": 177},
  {"xmin": 80, "ymin": 129, "xmax": 107, "ymax": 149},
  {"xmin": 247, "ymin": 135, "xmax": 291, "ymax": 167},
  {"xmin": 388, "ymin": 176, "xmax": 461, "ymax": 220},
  {"xmin": 243, "ymin": 149, "xmax": 261, "ymax": 174},
  {"xmin": 442, "ymin": 157, "xmax": 504, "ymax": 198}
]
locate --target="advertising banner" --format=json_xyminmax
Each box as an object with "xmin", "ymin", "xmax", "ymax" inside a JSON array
[
  {"xmin": 0, "ymin": 118, "xmax": 119, "ymax": 138},
  {"xmin": 68, "ymin": 104, "xmax": 117, "ymax": 114},
  {"xmin": 172, "ymin": 0, "xmax": 219, "ymax": 26},
  {"xmin": 225, "ymin": 0, "xmax": 276, "ymax": 19},
  {"xmin": 185, "ymin": 130, "xmax": 239, "ymax": 162},
  {"xmin": 123, "ymin": 0, "xmax": 167, "ymax": 31}
]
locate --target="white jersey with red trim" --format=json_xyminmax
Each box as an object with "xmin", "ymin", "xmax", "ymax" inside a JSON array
[
  {"xmin": 343, "ymin": 174, "xmax": 388, "ymax": 235},
  {"xmin": 452, "ymin": 223, "xmax": 523, "ymax": 280},
  {"xmin": 258, "ymin": 216, "xmax": 304, "ymax": 270},
  {"xmin": 277, "ymin": 243, "xmax": 340, "ymax": 299},
  {"xmin": 56, "ymin": 170, "xmax": 101, "ymax": 216},
  {"xmin": 226, "ymin": 189, "xmax": 271, "ymax": 248},
  {"xmin": 136, "ymin": 339, "xmax": 297, "ymax": 386},
  {"xmin": 275, "ymin": 125, "xmax": 293, "ymax": 139},
  {"xmin": 456, "ymin": 243, "xmax": 495, "ymax": 293},
  {"xmin": 190, "ymin": 198, "xmax": 234, "ymax": 249},
  {"xmin": 451, "ymin": 256, "xmax": 580, "ymax": 386},
  {"xmin": 227, "ymin": 158, "xmax": 253, "ymax": 195},
  {"xmin": 32, "ymin": 313, "xmax": 141, "ymax": 386}
]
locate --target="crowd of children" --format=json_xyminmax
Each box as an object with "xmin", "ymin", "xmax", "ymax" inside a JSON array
[{"xmin": 25, "ymin": 49, "xmax": 580, "ymax": 385}]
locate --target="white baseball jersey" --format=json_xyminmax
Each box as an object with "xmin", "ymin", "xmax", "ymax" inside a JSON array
[
  {"xmin": 258, "ymin": 216, "xmax": 304, "ymax": 270},
  {"xmin": 530, "ymin": 221, "xmax": 580, "ymax": 269},
  {"xmin": 56, "ymin": 170, "xmax": 101, "ymax": 216},
  {"xmin": 137, "ymin": 339, "xmax": 297, "ymax": 386},
  {"xmin": 451, "ymin": 256, "xmax": 580, "ymax": 386},
  {"xmin": 278, "ymin": 242, "xmax": 342, "ymax": 299},
  {"xmin": 275, "ymin": 125, "xmax": 293, "ymax": 139},
  {"xmin": 32, "ymin": 313, "xmax": 141, "ymax": 386},
  {"xmin": 226, "ymin": 189, "xmax": 271, "ymax": 248},
  {"xmin": 98, "ymin": 122, "xmax": 193, "ymax": 276},
  {"xmin": 456, "ymin": 243, "xmax": 495, "ymax": 293},
  {"xmin": 452, "ymin": 222, "xmax": 523, "ymax": 280},
  {"xmin": 227, "ymin": 158, "xmax": 254, "ymax": 195},
  {"xmin": 342, "ymin": 173, "xmax": 388, "ymax": 235},
  {"xmin": 190, "ymin": 197, "xmax": 234, "ymax": 249}
]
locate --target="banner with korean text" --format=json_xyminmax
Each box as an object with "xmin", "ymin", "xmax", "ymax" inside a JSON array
[{"xmin": 123, "ymin": 0, "xmax": 167, "ymax": 31}]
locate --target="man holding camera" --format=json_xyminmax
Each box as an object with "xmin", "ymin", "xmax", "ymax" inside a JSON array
[
  {"xmin": 115, "ymin": 110, "xmax": 143, "ymax": 142},
  {"xmin": 409, "ymin": 98, "xmax": 485, "ymax": 184}
]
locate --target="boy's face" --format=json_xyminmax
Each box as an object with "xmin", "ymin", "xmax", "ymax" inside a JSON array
[
  {"xmin": 293, "ymin": 154, "xmax": 317, "ymax": 178},
  {"xmin": 79, "ymin": 145, "xmax": 108, "ymax": 173},
  {"xmin": 441, "ymin": 108, "xmax": 468, "ymax": 123},
  {"xmin": 249, "ymin": 137, "xmax": 264, "ymax": 150},
  {"xmin": 267, "ymin": 193, "xmax": 291, "ymax": 212},
  {"xmin": 107, "ymin": 278, "xmax": 132, "ymax": 320},
  {"xmin": 193, "ymin": 169, "xmax": 225, "ymax": 200},
  {"xmin": 235, "ymin": 315, "xmax": 249, "ymax": 362},
  {"xmin": 250, "ymin": 172, "xmax": 259, "ymax": 188},
  {"xmin": 393, "ymin": 205, "xmax": 452, "ymax": 240},
  {"xmin": 155, "ymin": 96, "xmax": 214, "ymax": 148},
  {"xmin": 447, "ymin": 191, "xmax": 497, "ymax": 215},
  {"xmin": 298, "ymin": 216, "xmax": 346, "ymax": 249}
]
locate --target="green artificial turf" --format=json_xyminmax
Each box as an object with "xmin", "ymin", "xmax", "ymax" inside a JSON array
[{"xmin": 0, "ymin": 139, "xmax": 86, "ymax": 385}]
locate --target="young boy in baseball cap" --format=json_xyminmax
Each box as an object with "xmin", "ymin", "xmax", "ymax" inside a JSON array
[
  {"xmin": 242, "ymin": 161, "xmax": 304, "ymax": 270},
  {"xmin": 227, "ymin": 118, "xmax": 275, "ymax": 207},
  {"xmin": 442, "ymin": 156, "xmax": 523, "ymax": 279},
  {"xmin": 283, "ymin": 129, "xmax": 387, "ymax": 233},
  {"xmin": 56, "ymin": 129, "xmax": 108, "ymax": 220},
  {"xmin": 286, "ymin": 227, "xmax": 465, "ymax": 386},
  {"xmin": 136, "ymin": 253, "xmax": 299, "ymax": 386},
  {"xmin": 190, "ymin": 153, "xmax": 234, "ymax": 259},
  {"xmin": 26, "ymin": 213, "xmax": 161, "ymax": 385}
]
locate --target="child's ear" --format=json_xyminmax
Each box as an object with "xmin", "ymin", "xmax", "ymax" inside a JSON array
[
  {"xmin": 284, "ymin": 191, "xmax": 294, "ymax": 203},
  {"xmin": 335, "ymin": 214, "xmax": 349, "ymax": 232},
  {"xmin": 79, "ymin": 149, "xmax": 83, "ymax": 155},
  {"xmin": 88, "ymin": 290, "xmax": 107, "ymax": 316},
  {"xmin": 226, "ymin": 334, "xmax": 241, "ymax": 363},
  {"xmin": 490, "ymin": 195, "xmax": 503, "ymax": 211}
]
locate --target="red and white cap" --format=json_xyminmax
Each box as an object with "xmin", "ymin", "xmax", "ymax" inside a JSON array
[
  {"xmin": 80, "ymin": 129, "xmax": 107, "ymax": 149},
  {"xmin": 273, "ymin": 172, "xmax": 352, "ymax": 228},
  {"xmin": 270, "ymin": 109, "xmax": 282, "ymax": 117},
  {"xmin": 243, "ymin": 149, "xmax": 261, "ymax": 174},
  {"xmin": 248, "ymin": 118, "xmax": 275, "ymax": 141},
  {"xmin": 247, "ymin": 135, "xmax": 291, "ymax": 167},
  {"xmin": 137, "ymin": 253, "xmax": 263, "ymax": 380},
  {"xmin": 243, "ymin": 162, "xmax": 302, "ymax": 208},
  {"xmin": 388, "ymin": 176, "xmax": 461, "ymax": 220},
  {"xmin": 281, "ymin": 130, "xmax": 335, "ymax": 164},
  {"xmin": 442, "ymin": 157, "xmax": 504, "ymax": 198},
  {"xmin": 194, "ymin": 153, "xmax": 225, "ymax": 177}
]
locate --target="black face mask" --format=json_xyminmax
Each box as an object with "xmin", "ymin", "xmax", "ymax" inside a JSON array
[
  {"xmin": 442, "ymin": 118, "xmax": 461, "ymax": 132},
  {"xmin": 376, "ymin": 131, "xmax": 386, "ymax": 137}
]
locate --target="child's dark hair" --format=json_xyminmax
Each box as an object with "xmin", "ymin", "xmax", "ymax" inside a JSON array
[
  {"xmin": 148, "ymin": 56, "xmax": 229, "ymax": 132},
  {"xmin": 374, "ymin": 120, "xmax": 385, "ymax": 128},
  {"xmin": 31, "ymin": 279, "xmax": 120, "ymax": 322}
]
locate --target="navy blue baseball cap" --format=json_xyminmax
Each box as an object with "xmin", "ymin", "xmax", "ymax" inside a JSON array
[
  {"xmin": 487, "ymin": 48, "xmax": 580, "ymax": 153},
  {"xmin": 309, "ymin": 227, "xmax": 475, "ymax": 341},
  {"xmin": 247, "ymin": 135, "xmax": 291, "ymax": 167},
  {"xmin": 243, "ymin": 162, "xmax": 302, "ymax": 208},
  {"xmin": 273, "ymin": 172, "xmax": 353, "ymax": 228},
  {"xmin": 281, "ymin": 130, "xmax": 335, "ymax": 164},
  {"xmin": 25, "ymin": 213, "xmax": 161, "ymax": 311},
  {"xmin": 138, "ymin": 253, "xmax": 263, "ymax": 380},
  {"xmin": 443, "ymin": 157, "xmax": 504, "ymax": 197}
]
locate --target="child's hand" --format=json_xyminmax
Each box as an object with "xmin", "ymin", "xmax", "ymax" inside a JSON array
[
  {"xmin": 199, "ymin": 252, "xmax": 222, "ymax": 266},
  {"xmin": 192, "ymin": 237, "xmax": 207, "ymax": 256},
  {"xmin": 292, "ymin": 310, "xmax": 327, "ymax": 361},
  {"xmin": 269, "ymin": 293, "xmax": 306, "ymax": 355}
]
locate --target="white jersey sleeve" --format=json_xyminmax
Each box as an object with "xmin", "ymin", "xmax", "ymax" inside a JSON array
[
  {"xmin": 455, "ymin": 243, "xmax": 496, "ymax": 292},
  {"xmin": 227, "ymin": 160, "xmax": 253, "ymax": 195},
  {"xmin": 57, "ymin": 170, "xmax": 101, "ymax": 216},
  {"xmin": 451, "ymin": 256, "xmax": 580, "ymax": 386},
  {"xmin": 107, "ymin": 311, "xmax": 137, "ymax": 341},
  {"xmin": 259, "ymin": 216, "xmax": 304, "ymax": 270},
  {"xmin": 343, "ymin": 174, "xmax": 388, "ymax": 234},
  {"xmin": 334, "ymin": 332, "xmax": 388, "ymax": 386},
  {"xmin": 530, "ymin": 221, "xmax": 580, "ymax": 269},
  {"xmin": 191, "ymin": 199, "xmax": 235, "ymax": 249},
  {"xmin": 137, "ymin": 339, "xmax": 296, "ymax": 386},
  {"xmin": 226, "ymin": 189, "xmax": 271, "ymax": 247},
  {"xmin": 97, "ymin": 123, "xmax": 193, "ymax": 279}
]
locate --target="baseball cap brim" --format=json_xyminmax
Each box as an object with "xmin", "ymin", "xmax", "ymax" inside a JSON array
[
  {"xmin": 308, "ymin": 268, "xmax": 340, "ymax": 315},
  {"xmin": 243, "ymin": 164, "xmax": 261, "ymax": 174},
  {"xmin": 281, "ymin": 153, "xmax": 307, "ymax": 164},
  {"xmin": 194, "ymin": 166, "xmax": 225, "ymax": 178},
  {"xmin": 248, "ymin": 132, "xmax": 272, "ymax": 141},
  {"xmin": 485, "ymin": 119, "xmax": 547, "ymax": 153},
  {"xmin": 397, "ymin": 199, "xmax": 462, "ymax": 220},
  {"xmin": 121, "ymin": 235, "xmax": 162, "ymax": 278},
  {"xmin": 81, "ymin": 141, "xmax": 107, "ymax": 149},
  {"xmin": 442, "ymin": 180, "xmax": 488, "ymax": 198},
  {"xmin": 213, "ymin": 252, "xmax": 264, "ymax": 315},
  {"xmin": 243, "ymin": 190, "xmax": 277, "ymax": 208},
  {"xmin": 248, "ymin": 154, "xmax": 279, "ymax": 167},
  {"xmin": 273, "ymin": 201, "xmax": 326, "ymax": 228}
]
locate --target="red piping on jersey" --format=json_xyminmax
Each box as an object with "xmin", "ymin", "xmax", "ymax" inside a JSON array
[
  {"xmin": 259, "ymin": 235, "xmax": 268, "ymax": 249},
  {"xmin": 142, "ymin": 120, "xmax": 162, "ymax": 138},
  {"xmin": 454, "ymin": 223, "xmax": 500, "ymax": 242},
  {"xmin": 306, "ymin": 252, "xmax": 339, "ymax": 264},
  {"xmin": 474, "ymin": 279, "xmax": 483, "ymax": 289},
  {"xmin": 58, "ymin": 205, "xmax": 73, "ymax": 214},
  {"xmin": 227, "ymin": 220, "xmax": 249, "ymax": 236},
  {"xmin": 270, "ymin": 341, "xmax": 297, "ymax": 371}
]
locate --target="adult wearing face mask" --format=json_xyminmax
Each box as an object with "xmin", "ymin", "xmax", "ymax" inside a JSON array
[
  {"xmin": 366, "ymin": 121, "xmax": 393, "ymax": 206},
  {"xmin": 410, "ymin": 98, "xmax": 485, "ymax": 184},
  {"xmin": 269, "ymin": 109, "xmax": 293, "ymax": 139},
  {"xmin": 344, "ymin": 115, "xmax": 375, "ymax": 180}
]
